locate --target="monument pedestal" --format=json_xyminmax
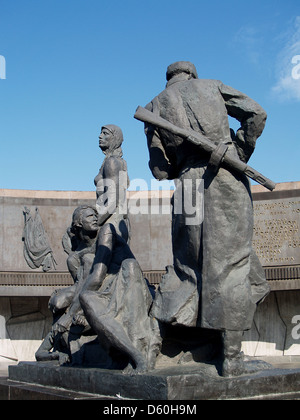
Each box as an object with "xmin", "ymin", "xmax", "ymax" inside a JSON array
[{"xmin": 6, "ymin": 361, "xmax": 300, "ymax": 400}]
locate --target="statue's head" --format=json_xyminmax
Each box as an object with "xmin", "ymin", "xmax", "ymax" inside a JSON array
[
  {"xmin": 99, "ymin": 124, "xmax": 123, "ymax": 155},
  {"xmin": 166, "ymin": 61, "xmax": 198, "ymax": 82},
  {"xmin": 71, "ymin": 205, "xmax": 99, "ymax": 238}
]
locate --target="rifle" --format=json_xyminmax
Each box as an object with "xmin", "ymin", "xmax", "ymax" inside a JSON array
[{"xmin": 134, "ymin": 106, "xmax": 276, "ymax": 191}]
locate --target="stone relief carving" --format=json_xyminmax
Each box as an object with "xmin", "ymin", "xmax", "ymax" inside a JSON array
[{"xmin": 22, "ymin": 206, "xmax": 57, "ymax": 272}]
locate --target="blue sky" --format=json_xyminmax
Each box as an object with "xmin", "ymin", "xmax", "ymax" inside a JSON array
[{"xmin": 0, "ymin": 0, "xmax": 299, "ymax": 191}]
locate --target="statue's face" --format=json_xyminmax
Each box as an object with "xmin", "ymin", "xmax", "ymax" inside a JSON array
[
  {"xmin": 80, "ymin": 208, "xmax": 99, "ymax": 233},
  {"xmin": 99, "ymin": 127, "xmax": 113, "ymax": 151}
]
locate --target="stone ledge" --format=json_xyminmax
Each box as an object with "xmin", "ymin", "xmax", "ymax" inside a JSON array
[
  {"xmin": 7, "ymin": 361, "xmax": 300, "ymax": 400},
  {"xmin": 0, "ymin": 266, "xmax": 298, "ymax": 284},
  {"xmin": 0, "ymin": 377, "xmax": 115, "ymax": 400}
]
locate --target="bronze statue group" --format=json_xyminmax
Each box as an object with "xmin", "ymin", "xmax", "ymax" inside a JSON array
[{"xmin": 36, "ymin": 62, "xmax": 271, "ymax": 378}]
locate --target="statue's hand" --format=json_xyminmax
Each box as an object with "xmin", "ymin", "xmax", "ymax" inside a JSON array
[
  {"xmin": 73, "ymin": 312, "xmax": 89, "ymax": 327},
  {"xmin": 236, "ymin": 129, "xmax": 245, "ymax": 145},
  {"xmin": 53, "ymin": 314, "xmax": 72, "ymax": 333},
  {"xmin": 58, "ymin": 352, "xmax": 70, "ymax": 365}
]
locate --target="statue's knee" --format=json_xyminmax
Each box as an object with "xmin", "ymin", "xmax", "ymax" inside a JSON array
[
  {"xmin": 121, "ymin": 259, "xmax": 142, "ymax": 283},
  {"xmin": 122, "ymin": 258, "xmax": 139, "ymax": 272},
  {"xmin": 49, "ymin": 292, "xmax": 64, "ymax": 312}
]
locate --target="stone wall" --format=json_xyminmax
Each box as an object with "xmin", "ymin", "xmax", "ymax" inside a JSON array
[
  {"xmin": 0, "ymin": 297, "xmax": 50, "ymax": 363},
  {"xmin": 0, "ymin": 189, "xmax": 173, "ymax": 275},
  {"xmin": 242, "ymin": 291, "xmax": 300, "ymax": 357}
]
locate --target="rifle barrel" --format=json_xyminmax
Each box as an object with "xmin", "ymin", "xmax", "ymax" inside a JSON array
[{"xmin": 134, "ymin": 106, "xmax": 276, "ymax": 191}]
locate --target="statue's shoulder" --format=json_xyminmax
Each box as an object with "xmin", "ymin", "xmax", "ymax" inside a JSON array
[
  {"xmin": 191, "ymin": 78, "xmax": 222, "ymax": 88},
  {"xmin": 103, "ymin": 155, "xmax": 125, "ymax": 175}
]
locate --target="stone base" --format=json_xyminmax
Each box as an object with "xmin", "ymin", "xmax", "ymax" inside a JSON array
[
  {"xmin": 6, "ymin": 361, "xmax": 300, "ymax": 400},
  {"xmin": 0, "ymin": 377, "xmax": 115, "ymax": 400}
]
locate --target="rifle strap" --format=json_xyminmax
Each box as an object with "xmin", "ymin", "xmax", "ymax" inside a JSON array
[{"xmin": 208, "ymin": 143, "xmax": 228, "ymax": 173}]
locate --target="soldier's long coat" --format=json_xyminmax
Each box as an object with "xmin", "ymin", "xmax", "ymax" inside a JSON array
[{"xmin": 146, "ymin": 76, "xmax": 270, "ymax": 331}]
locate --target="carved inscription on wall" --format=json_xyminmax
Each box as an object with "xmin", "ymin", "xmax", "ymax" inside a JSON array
[{"xmin": 253, "ymin": 198, "xmax": 300, "ymax": 266}]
